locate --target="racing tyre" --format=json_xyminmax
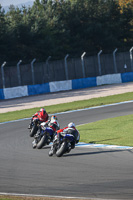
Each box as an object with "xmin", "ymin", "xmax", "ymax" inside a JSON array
[
  {"xmin": 29, "ymin": 125, "xmax": 38, "ymax": 137},
  {"xmin": 56, "ymin": 141, "xmax": 68, "ymax": 157},
  {"xmin": 37, "ymin": 135, "xmax": 48, "ymax": 149}
]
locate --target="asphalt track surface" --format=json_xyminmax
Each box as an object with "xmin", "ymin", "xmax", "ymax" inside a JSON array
[{"xmin": 1, "ymin": 102, "xmax": 133, "ymax": 199}]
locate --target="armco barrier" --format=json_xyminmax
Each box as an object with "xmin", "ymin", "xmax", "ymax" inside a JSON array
[
  {"xmin": 28, "ymin": 83, "xmax": 50, "ymax": 96},
  {"xmin": 72, "ymin": 77, "xmax": 97, "ymax": 89},
  {"xmin": 97, "ymin": 74, "xmax": 122, "ymax": 86},
  {"xmin": 3, "ymin": 86, "xmax": 28, "ymax": 99},
  {"xmin": 121, "ymin": 72, "xmax": 133, "ymax": 83},
  {"xmin": 49, "ymin": 80, "xmax": 72, "ymax": 93},
  {"xmin": 0, "ymin": 72, "xmax": 132, "ymax": 100},
  {"xmin": 0, "ymin": 89, "xmax": 4, "ymax": 100}
]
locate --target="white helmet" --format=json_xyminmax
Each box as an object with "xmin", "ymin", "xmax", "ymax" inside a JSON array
[{"xmin": 68, "ymin": 122, "xmax": 75, "ymax": 128}]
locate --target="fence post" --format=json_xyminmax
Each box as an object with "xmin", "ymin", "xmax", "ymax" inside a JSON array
[
  {"xmin": 81, "ymin": 52, "xmax": 86, "ymax": 78},
  {"xmin": 64, "ymin": 54, "xmax": 69, "ymax": 80},
  {"xmin": 31, "ymin": 58, "xmax": 36, "ymax": 85},
  {"xmin": 129, "ymin": 47, "xmax": 133, "ymax": 71},
  {"xmin": 97, "ymin": 50, "xmax": 102, "ymax": 76},
  {"xmin": 17, "ymin": 60, "xmax": 22, "ymax": 86},
  {"xmin": 1, "ymin": 61, "xmax": 6, "ymax": 88},
  {"xmin": 46, "ymin": 56, "xmax": 51, "ymax": 79},
  {"xmin": 113, "ymin": 48, "xmax": 118, "ymax": 73}
]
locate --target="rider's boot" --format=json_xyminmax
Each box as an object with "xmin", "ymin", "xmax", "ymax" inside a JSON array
[
  {"xmin": 32, "ymin": 139, "xmax": 37, "ymax": 148},
  {"xmin": 57, "ymin": 132, "xmax": 61, "ymax": 143},
  {"xmin": 49, "ymin": 146, "xmax": 54, "ymax": 156},
  {"xmin": 28, "ymin": 124, "xmax": 31, "ymax": 129},
  {"xmin": 28, "ymin": 119, "xmax": 32, "ymax": 129},
  {"xmin": 71, "ymin": 141, "xmax": 75, "ymax": 149}
]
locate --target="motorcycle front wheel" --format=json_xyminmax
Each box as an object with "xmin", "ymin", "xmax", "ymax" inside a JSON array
[
  {"xmin": 36, "ymin": 135, "xmax": 48, "ymax": 149},
  {"xmin": 29, "ymin": 124, "xmax": 38, "ymax": 137},
  {"xmin": 56, "ymin": 141, "xmax": 68, "ymax": 157}
]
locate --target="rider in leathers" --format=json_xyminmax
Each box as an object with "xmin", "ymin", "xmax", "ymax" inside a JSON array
[
  {"xmin": 28, "ymin": 108, "xmax": 49, "ymax": 129},
  {"xmin": 49, "ymin": 122, "xmax": 80, "ymax": 156},
  {"xmin": 32, "ymin": 115, "xmax": 60, "ymax": 148}
]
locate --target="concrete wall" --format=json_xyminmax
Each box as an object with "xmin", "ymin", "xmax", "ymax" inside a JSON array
[{"xmin": 1, "ymin": 71, "xmax": 133, "ymax": 100}]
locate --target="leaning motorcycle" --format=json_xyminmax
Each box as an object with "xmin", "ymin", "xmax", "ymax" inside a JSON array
[
  {"xmin": 29, "ymin": 116, "xmax": 41, "ymax": 137},
  {"xmin": 49, "ymin": 132, "xmax": 75, "ymax": 157},
  {"xmin": 32, "ymin": 122, "xmax": 53, "ymax": 149}
]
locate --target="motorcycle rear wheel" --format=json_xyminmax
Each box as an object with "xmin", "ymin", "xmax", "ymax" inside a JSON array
[{"xmin": 37, "ymin": 135, "xmax": 48, "ymax": 149}]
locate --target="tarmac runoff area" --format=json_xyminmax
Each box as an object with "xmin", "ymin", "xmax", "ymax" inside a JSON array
[{"xmin": 1, "ymin": 82, "xmax": 133, "ymax": 113}]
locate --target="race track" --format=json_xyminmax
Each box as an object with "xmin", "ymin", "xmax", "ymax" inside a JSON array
[{"xmin": 0, "ymin": 102, "xmax": 133, "ymax": 199}]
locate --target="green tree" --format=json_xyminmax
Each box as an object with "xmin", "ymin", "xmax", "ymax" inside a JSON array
[
  {"xmin": 0, "ymin": 5, "xmax": 10, "ymax": 63},
  {"xmin": 0, "ymin": 0, "xmax": 132, "ymax": 64}
]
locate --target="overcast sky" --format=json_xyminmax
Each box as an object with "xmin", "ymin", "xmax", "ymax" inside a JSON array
[{"xmin": 0, "ymin": 0, "xmax": 34, "ymax": 6}]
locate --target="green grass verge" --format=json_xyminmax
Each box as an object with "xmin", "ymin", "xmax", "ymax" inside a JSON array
[
  {"xmin": 1, "ymin": 92, "xmax": 133, "ymax": 123},
  {"xmin": 78, "ymin": 114, "xmax": 133, "ymax": 147},
  {"xmin": 1, "ymin": 91, "xmax": 133, "ymax": 147}
]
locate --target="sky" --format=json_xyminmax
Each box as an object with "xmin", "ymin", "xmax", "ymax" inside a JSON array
[{"xmin": 0, "ymin": 0, "xmax": 34, "ymax": 7}]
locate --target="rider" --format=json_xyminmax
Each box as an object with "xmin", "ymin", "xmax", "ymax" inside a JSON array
[
  {"xmin": 49, "ymin": 122, "xmax": 80, "ymax": 156},
  {"xmin": 28, "ymin": 108, "xmax": 49, "ymax": 129},
  {"xmin": 43, "ymin": 115, "xmax": 60, "ymax": 136},
  {"xmin": 32, "ymin": 115, "xmax": 60, "ymax": 148}
]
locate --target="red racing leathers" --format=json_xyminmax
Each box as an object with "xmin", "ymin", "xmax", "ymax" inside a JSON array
[{"xmin": 34, "ymin": 110, "xmax": 49, "ymax": 122}]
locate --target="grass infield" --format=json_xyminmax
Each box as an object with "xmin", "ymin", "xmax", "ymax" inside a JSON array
[{"xmin": 78, "ymin": 114, "xmax": 133, "ymax": 147}]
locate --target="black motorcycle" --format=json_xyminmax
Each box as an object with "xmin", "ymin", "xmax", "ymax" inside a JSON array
[{"xmin": 29, "ymin": 116, "xmax": 41, "ymax": 137}]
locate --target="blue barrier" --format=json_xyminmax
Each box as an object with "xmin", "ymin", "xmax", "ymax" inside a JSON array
[
  {"xmin": 28, "ymin": 83, "xmax": 50, "ymax": 96},
  {"xmin": 72, "ymin": 77, "xmax": 97, "ymax": 90},
  {"xmin": 1, "ymin": 72, "xmax": 133, "ymax": 100},
  {"xmin": 0, "ymin": 89, "xmax": 4, "ymax": 100},
  {"xmin": 121, "ymin": 72, "xmax": 133, "ymax": 83}
]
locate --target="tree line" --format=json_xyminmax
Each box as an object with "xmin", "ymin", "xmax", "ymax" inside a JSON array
[{"xmin": 0, "ymin": 0, "xmax": 133, "ymax": 65}]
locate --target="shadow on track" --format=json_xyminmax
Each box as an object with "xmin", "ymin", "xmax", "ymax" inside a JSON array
[{"xmin": 63, "ymin": 149, "xmax": 128, "ymax": 157}]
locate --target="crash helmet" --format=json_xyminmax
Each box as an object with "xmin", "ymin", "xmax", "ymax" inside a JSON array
[
  {"xmin": 40, "ymin": 108, "xmax": 46, "ymax": 115},
  {"xmin": 68, "ymin": 122, "xmax": 75, "ymax": 128},
  {"xmin": 51, "ymin": 115, "xmax": 58, "ymax": 121}
]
